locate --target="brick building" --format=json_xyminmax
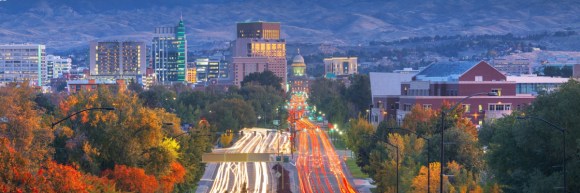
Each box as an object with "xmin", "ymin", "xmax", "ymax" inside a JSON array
[{"xmin": 394, "ymin": 61, "xmax": 535, "ymax": 125}]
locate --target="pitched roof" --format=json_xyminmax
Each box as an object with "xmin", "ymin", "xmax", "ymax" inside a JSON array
[{"xmin": 414, "ymin": 61, "xmax": 478, "ymax": 81}]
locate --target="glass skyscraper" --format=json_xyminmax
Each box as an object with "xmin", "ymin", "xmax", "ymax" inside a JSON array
[{"xmin": 151, "ymin": 19, "xmax": 187, "ymax": 83}]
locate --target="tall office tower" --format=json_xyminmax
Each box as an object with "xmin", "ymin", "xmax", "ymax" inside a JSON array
[
  {"xmin": 0, "ymin": 44, "xmax": 47, "ymax": 86},
  {"xmin": 151, "ymin": 19, "xmax": 188, "ymax": 83},
  {"xmin": 46, "ymin": 55, "xmax": 72, "ymax": 80},
  {"xmin": 233, "ymin": 22, "xmax": 286, "ymax": 87},
  {"xmin": 90, "ymin": 41, "xmax": 146, "ymax": 78}
]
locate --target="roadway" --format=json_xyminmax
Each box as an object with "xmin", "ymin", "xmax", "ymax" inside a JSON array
[
  {"xmin": 197, "ymin": 128, "xmax": 290, "ymax": 193},
  {"xmin": 289, "ymin": 94, "xmax": 357, "ymax": 193}
]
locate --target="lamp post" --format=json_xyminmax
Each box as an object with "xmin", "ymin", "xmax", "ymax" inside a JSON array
[
  {"xmin": 389, "ymin": 127, "xmax": 430, "ymax": 193},
  {"xmin": 51, "ymin": 107, "xmax": 116, "ymax": 130},
  {"xmin": 517, "ymin": 116, "xmax": 566, "ymax": 193},
  {"xmin": 439, "ymin": 92, "xmax": 496, "ymax": 193}
]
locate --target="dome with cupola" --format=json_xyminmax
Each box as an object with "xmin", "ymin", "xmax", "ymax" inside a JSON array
[{"xmin": 291, "ymin": 48, "xmax": 306, "ymax": 77}]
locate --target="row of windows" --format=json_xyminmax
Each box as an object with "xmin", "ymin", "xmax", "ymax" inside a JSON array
[{"xmin": 400, "ymin": 103, "xmax": 514, "ymax": 112}]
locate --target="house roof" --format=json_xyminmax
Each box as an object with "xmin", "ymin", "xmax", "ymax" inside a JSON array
[{"xmin": 414, "ymin": 61, "xmax": 479, "ymax": 81}]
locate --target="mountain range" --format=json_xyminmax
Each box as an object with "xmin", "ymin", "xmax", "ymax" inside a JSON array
[{"xmin": 0, "ymin": 0, "xmax": 579, "ymax": 51}]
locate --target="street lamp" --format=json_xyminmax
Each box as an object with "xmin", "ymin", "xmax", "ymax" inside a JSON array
[
  {"xmin": 439, "ymin": 92, "xmax": 497, "ymax": 193},
  {"xmin": 517, "ymin": 116, "xmax": 566, "ymax": 193},
  {"xmin": 51, "ymin": 107, "xmax": 116, "ymax": 130},
  {"xmin": 389, "ymin": 128, "xmax": 431, "ymax": 193}
]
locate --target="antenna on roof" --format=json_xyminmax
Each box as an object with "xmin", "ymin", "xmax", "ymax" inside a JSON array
[
  {"xmin": 180, "ymin": 11, "xmax": 183, "ymax": 21},
  {"xmin": 297, "ymin": 48, "xmax": 300, "ymax": 55}
]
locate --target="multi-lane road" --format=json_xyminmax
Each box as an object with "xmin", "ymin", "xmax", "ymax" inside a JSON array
[
  {"xmin": 295, "ymin": 119, "xmax": 357, "ymax": 193},
  {"xmin": 197, "ymin": 93, "xmax": 357, "ymax": 193},
  {"xmin": 197, "ymin": 128, "xmax": 290, "ymax": 193}
]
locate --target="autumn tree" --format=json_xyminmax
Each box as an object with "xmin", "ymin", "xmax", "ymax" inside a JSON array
[
  {"xmin": 103, "ymin": 165, "xmax": 159, "ymax": 193},
  {"xmin": 0, "ymin": 82, "xmax": 53, "ymax": 170},
  {"xmin": 55, "ymin": 87, "xmax": 181, "ymax": 177}
]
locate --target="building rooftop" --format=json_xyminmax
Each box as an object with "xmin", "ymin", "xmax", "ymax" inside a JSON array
[
  {"xmin": 414, "ymin": 61, "xmax": 478, "ymax": 81},
  {"xmin": 370, "ymin": 72, "xmax": 416, "ymax": 96},
  {"xmin": 507, "ymin": 75, "xmax": 570, "ymax": 84}
]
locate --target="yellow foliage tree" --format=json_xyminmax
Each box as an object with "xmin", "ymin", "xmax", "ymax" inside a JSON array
[{"xmin": 220, "ymin": 132, "xmax": 234, "ymax": 147}]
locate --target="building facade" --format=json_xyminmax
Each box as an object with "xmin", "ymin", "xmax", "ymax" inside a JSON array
[
  {"xmin": 151, "ymin": 19, "xmax": 187, "ymax": 83},
  {"xmin": 233, "ymin": 22, "xmax": 287, "ymax": 87},
  {"xmin": 369, "ymin": 72, "xmax": 416, "ymax": 125},
  {"xmin": 232, "ymin": 57, "xmax": 268, "ymax": 86},
  {"xmin": 90, "ymin": 41, "xmax": 147, "ymax": 78},
  {"xmin": 0, "ymin": 44, "xmax": 47, "ymax": 86},
  {"xmin": 289, "ymin": 49, "xmax": 309, "ymax": 93},
  {"xmin": 506, "ymin": 75, "xmax": 569, "ymax": 94},
  {"xmin": 395, "ymin": 61, "xmax": 535, "ymax": 125},
  {"xmin": 67, "ymin": 79, "xmax": 126, "ymax": 93},
  {"xmin": 324, "ymin": 57, "xmax": 358, "ymax": 78},
  {"xmin": 46, "ymin": 55, "xmax": 72, "ymax": 80}
]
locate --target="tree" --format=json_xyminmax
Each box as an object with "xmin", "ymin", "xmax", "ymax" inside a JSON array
[
  {"xmin": 402, "ymin": 104, "xmax": 437, "ymax": 135},
  {"xmin": 345, "ymin": 74, "xmax": 371, "ymax": 113},
  {"xmin": 204, "ymin": 98, "xmax": 256, "ymax": 132},
  {"xmin": 56, "ymin": 87, "xmax": 180, "ymax": 176},
  {"xmin": 103, "ymin": 165, "xmax": 159, "ymax": 193},
  {"xmin": 238, "ymin": 85, "xmax": 284, "ymax": 128},
  {"xmin": 0, "ymin": 82, "xmax": 53, "ymax": 170},
  {"xmin": 175, "ymin": 121, "xmax": 213, "ymax": 192},
  {"xmin": 343, "ymin": 117, "xmax": 375, "ymax": 173},
  {"xmin": 482, "ymin": 80, "xmax": 580, "ymax": 192},
  {"xmin": 241, "ymin": 70, "xmax": 283, "ymax": 91}
]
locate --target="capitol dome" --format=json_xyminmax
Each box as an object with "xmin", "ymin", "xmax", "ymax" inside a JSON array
[{"xmin": 291, "ymin": 48, "xmax": 306, "ymax": 67}]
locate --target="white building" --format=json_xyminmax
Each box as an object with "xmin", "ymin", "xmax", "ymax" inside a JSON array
[
  {"xmin": 0, "ymin": 44, "xmax": 47, "ymax": 86},
  {"xmin": 369, "ymin": 72, "xmax": 416, "ymax": 125},
  {"xmin": 324, "ymin": 57, "xmax": 358, "ymax": 78},
  {"xmin": 46, "ymin": 55, "xmax": 72, "ymax": 80}
]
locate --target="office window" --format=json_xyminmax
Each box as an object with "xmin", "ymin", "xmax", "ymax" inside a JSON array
[
  {"xmin": 423, "ymin": 104, "xmax": 432, "ymax": 110},
  {"xmin": 475, "ymin": 76, "xmax": 483, "ymax": 81},
  {"xmin": 489, "ymin": 104, "xmax": 495, "ymax": 111},
  {"xmin": 462, "ymin": 104, "xmax": 471, "ymax": 113}
]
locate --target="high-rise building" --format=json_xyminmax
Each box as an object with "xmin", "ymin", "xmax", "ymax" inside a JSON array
[
  {"xmin": 46, "ymin": 55, "xmax": 72, "ymax": 80},
  {"xmin": 233, "ymin": 22, "xmax": 286, "ymax": 87},
  {"xmin": 236, "ymin": 22, "xmax": 281, "ymax": 39},
  {"xmin": 151, "ymin": 19, "xmax": 188, "ymax": 83},
  {"xmin": 0, "ymin": 44, "xmax": 47, "ymax": 86},
  {"xmin": 324, "ymin": 57, "xmax": 358, "ymax": 78},
  {"xmin": 89, "ymin": 41, "xmax": 146, "ymax": 78}
]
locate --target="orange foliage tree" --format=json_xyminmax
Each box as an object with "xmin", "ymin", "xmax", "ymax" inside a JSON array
[
  {"xmin": 103, "ymin": 165, "xmax": 159, "ymax": 193},
  {"xmin": 158, "ymin": 162, "xmax": 186, "ymax": 193}
]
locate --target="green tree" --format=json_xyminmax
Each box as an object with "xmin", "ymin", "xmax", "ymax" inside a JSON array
[
  {"xmin": 241, "ymin": 70, "xmax": 283, "ymax": 91},
  {"xmin": 204, "ymin": 98, "xmax": 257, "ymax": 132},
  {"xmin": 345, "ymin": 74, "xmax": 371, "ymax": 113},
  {"xmin": 238, "ymin": 85, "xmax": 284, "ymax": 128},
  {"xmin": 482, "ymin": 80, "xmax": 580, "ymax": 192}
]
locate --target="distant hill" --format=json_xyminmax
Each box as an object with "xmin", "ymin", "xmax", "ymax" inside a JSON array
[{"xmin": 0, "ymin": 0, "xmax": 579, "ymax": 50}]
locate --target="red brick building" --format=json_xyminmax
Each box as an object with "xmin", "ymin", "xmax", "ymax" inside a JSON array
[{"xmin": 396, "ymin": 61, "xmax": 535, "ymax": 125}]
